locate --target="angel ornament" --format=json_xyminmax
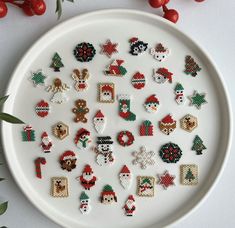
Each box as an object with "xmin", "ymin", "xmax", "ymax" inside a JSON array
[
  {"xmin": 71, "ymin": 68, "xmax": 90, "ymax": 92},
  {"xmin": 46, "ymin": 78, "xmax": 70, "ymax": 104}
]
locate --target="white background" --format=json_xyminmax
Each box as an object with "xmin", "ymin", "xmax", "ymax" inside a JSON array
[{"xmin": 0, "ymin": 0, "xmax": 234, "ymax": 227}]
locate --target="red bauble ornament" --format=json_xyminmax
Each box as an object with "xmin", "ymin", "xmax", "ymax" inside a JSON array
[
  {"xmin": 163, "ymin": 6, "xmax": 179, "ymax": 23},
  {"xmin": 0, "ymin": 1, "xmax": 8, "ymax": 18},
  {"xmin": 32, "ymin": 0, "xmax": 46, "ymax": 15},
  {"xmin": 148, "ymin": 0, "xmax": 165, "ymax": 8}
]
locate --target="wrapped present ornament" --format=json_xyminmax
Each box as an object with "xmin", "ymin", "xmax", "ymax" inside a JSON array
[
  {"xmin": 22, "ymin": 125, "xmax": 35, "ymax": 141},
  {"xmin": 139, "ymin": 120, "xmax": 153, "ymax": 136}
]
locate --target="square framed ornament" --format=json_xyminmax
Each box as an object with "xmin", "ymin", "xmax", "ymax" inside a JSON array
[
  {"xmin": 98, "ymin": 83, "xmax": 115, "ymax": 103},
  {"xmin": 137, "ymin": 176, "xmax": 155, "ymax": 197},
  {"xmin": 180, "ymin": 164, "xmax": 198, "ymax": 185},
  {"xmin": 51, "ymin": 177, "xmax": 69, "ymax": 197}
]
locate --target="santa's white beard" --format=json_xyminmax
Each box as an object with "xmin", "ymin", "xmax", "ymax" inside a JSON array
[
  {"xmin": 120, "ymin": 177, "xmax": 131, "ymax": 189},
  {"xmin": 126, "ymin": 200, "xmax": 134, "ymax": 208},
  {"xmin": 94, "ymin": 120, "xmax": 105, "ymax": 133},
  {"xmin": 42, "ymin": 138, "xmax": 50, "ymax": 145},
  {"xmin": 145, "ymin": 104, "xmax": 157, "ymax": 113},
  {"xmin": 83, "ymin": 174, "xmax": 93, "ymax": 181},
  {"xmin": 101, "ymin": 94, "xmax": 112, "ymax": 101}
]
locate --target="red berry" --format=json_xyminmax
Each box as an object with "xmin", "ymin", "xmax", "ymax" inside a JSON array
[
  {"xmin": 32, "ymin": 0, "xmax": 46, "ymax": 15},
  {"xmin": 163, "ymin": 9, "xmax": 179, "ymax": 23},
  {"xmin": 164, "ymin": 0, "xmax": 170, "ymax": 4},
  {"xmin": 22, "ymin": 4, "xmax": 34, "ymax": 16},
  {"xmin": 0, "ymin": 1, "xmax": 8, "ymax": 18},
  {"xmin": 195, "ymin": 0, "xmax": 205, "ymax": 2},
  {"xmin": 148, "ymin": 0, "xmax": 165, "ymax": 8}
]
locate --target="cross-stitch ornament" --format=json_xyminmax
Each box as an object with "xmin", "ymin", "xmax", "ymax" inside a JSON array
[
  {"xmin": 98, "ymin": 83, "xmax": 115, "ymax": 103},
  {"xmin": 137, "ymin": 176, "xmax": 155, "ymax": 197},
  {"xmin": 159, "ymin": 114, "xmax": 176, "ymax": 135},
  {"xmin": 180, "ymin": 114, "xmax": 198, "ymax": 132},
  {"xmin": 52, "ymin": 122, "xmax": 69, "ymax": 140},
  {"xmin": 71, "ymin": 69, "xmax": 89, "ymax": 92},
  {"xmin": 72, "ymin": 99, "xmax": 89, "ymax": 123},
  {"xmin": 51, "ymin": 177, "xmax": 68, "ymax": 197},
  {"xmin": 30, "ymin": 70, "xmax": 47, "ymax": 87},
  {"xmin": 74, "ymin": 128, "xmax": 91, "ymax": 149},
  {"xmin": 100, "ymin": 185, "xmax": 117, "ymax": 204},
  {"xmin": 139, "ymin": 120, "xmax": 154, "ymax": 136},
  {"xmin": 184, "ymin": 55, "xmax": 201, "ymax": 77},
  {"xmin": 60, "ymin": 150, "xmax": 77, "ymax": 172},
  {"xmin": 50, "ymin": 52, "xmax": 64, "ymax": 72},
  {"xmin": 35, "ymin": 157, "xmax": 46, "ymax": 179},
  {"xmin": 40, "ymin": 132, "xmax": 52, "ymax": 153},
  {"xmin": 150, "ymin": 43, "xmax": 170, "ymax": 62},
  {"xmin": 192, "ymin": 135, "xmax": 207, "ymax": 155},
  {"xmin": 188, "ymin": 91, "xmax": 207, "ymax": 109},
  {"xmin": 118, "ymin": 94, "xmax": 136, "ymax": 121},
  {"xmin": 35, "ymin": 100, "xmax": 50, "ymax": 118},
  {"xmin": 144, "ymin": 94, "xmax": 160, "ymax": 113},
  {"xmin": 73, "ymin": 42, "xmax": 96, "ymax": 62},
  {"xmin": 153, "ymin": 68, "xmax": 173, "ymax": 84},
  {"xmin": 123, "ymin": 195, "xmax": 136, "ymax": 216},
  {"xmin": 117, "ymin": 131, "xmax": 135, "ymax": 147},
  {"xmin": 104, "ymin": 59, "xmax": 127, "ymax": 76},
  {"xmin": 159, "ymin": 142, "xmax": 182, "ymax": 163},
  {"xmin": 129, "ymin": 37, "xmax": 148, "ymax": 56},
  {"xmin": 77, "ymin": 164, "xmax": 97, "ymax": 190},
  {"xmin": 94, "ymin": 136, "xmax": 115, "ymax": 166},
  {"xmin": 93, "ymin": 110, "xmax": 106, "ymax": 134},
  {"xmin": 119, "ymin": 165, "xmax": 132, "ymax": 190},
  {"xmin": 174, "ymin": 83, "xmax": 185, "ymax": 105},
  {"xmin": 79, "ymin": 192, "xmax": 91, "ymax": 214},
  {"xmin": 100, "ymin": 39, "xmax": 118, "ymax": 58},
  {"xmin": 46, "ymin": 78, "xmax": 70, "ymax": 104},
  {"xmin": 131, "ymin": 72, "xmax": 146, "ymax": 89},
  {"xmin": 21, "ymin": 125, "xmax": 35, "ymax": 141},
  {"xmin": 157, "ymin": 170, "xmax": 175, "ymax": 190},
  {"xmin": 132, "ymin": 146, "xmax": 155, "ymax": 169},
  {"xmin": 180, "ymin": 164, "xmax": 198, "ymax": 185}
]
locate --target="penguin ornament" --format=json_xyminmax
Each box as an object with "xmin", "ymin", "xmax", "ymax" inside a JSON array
[{"xmin": 129, "ymin": 37, "xmax": 148, "ymax": 56}]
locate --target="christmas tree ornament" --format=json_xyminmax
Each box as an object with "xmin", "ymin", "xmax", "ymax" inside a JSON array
[
  {"xmin": 139, "ymin": 120, "xmax": 154, "ymax": 136},
  {"xmin": 21, "ymin": 125, "xmax": 35, "ymax": 141},
  {"xmin": 188, "ymin": 91, "xmax": 207, "ymax": 109},
  {"xmin": 52, "ymin": 121, "xmax": 69, "ymax": 140},
  {"xmin": 119, "ymin": 165, "xmax": 132, "ymax": 190},
  {"xmin": 100, "ymin": 185, "xmax": 117, "ymax": 204},
  {"xmin": 174, "ymin": 83, "xmax": 185, "ymax": 105},
  {"xmin": 94, "ymin": 136, "xmax": 115, "ymax": 166},
  {"xmin": 129, "ymin": 37, "xmax": 148, "ymax": 56},
  {"xmin": 132, "ymin": 146, "xmax": 155, "ymax": 169},
  {"xmin": 180, "ymin": 164, "xmax": 198, "ymax": 185},
  {"xmin": 153, "ymin": 67, "xmax": 173, "ymax": 84},
  {"xmin": 118, "ymin": 94, "xmax": 136, "ymax": 121},
  {"xmin": 51, "ymin": 177, "xmax": 68, "ymax": 197},
  {"xmin": 157, "ymin": 170, "xmax": 175, "ymax": 190},
  {"xmin": 150, "ymin": 43, "xmax": 170, "ymax": 62},
  {"xmin": 180, "ymin": 114, "xmax": 198, "ymax": 132},
  {"xmin": 93, "ymin": 110, "xmax": 106, "ymax": 134},
  {"xmin": 59, "ymin": 150, "xmax": 77, "ymax": 172},
  {"xmin": 131, "ymin": 72, "xmax": 146, "ymax": 89},
  {"xmin": 35, "ymin": 100, "xmax": 50, "ymax": 117},
  {"xmin": 159, "ymin": 142, "xmax": 182, "ymax": 163},
  {"xmin": 30, "ymin": 70, "xmax": 47, "ymax": 87},
  {"xmin": 184, "ymin": 55, "xmax": 201, "ymax": 77},
  {"xmin": 79, "ymin": 192, "xmax": 91, "ymax": 214},
  {"xmin": 98, "ymin": 83, "xmax": 115, "ymax": 103},
  {"xmin": 159, "ymin": 114, "xmax": 176, "ymax": 135},
  {"xmin": 137, "ymin": 176, "xmax": 155, "ymax": 197},
  {"xmin": 104, "ymin": 59, "xmax": 127, "ymax": 76},
  {"xmin": 73, "ymin": 42, "xmax": 96, "ymax": 62},
  {"xmin": 117, "ymin": 131, "xmax": 135, "ymax": 147},
  {"xmin": 35, "ymin": 157, "xmax": 46, "ymax": 179},
  {"xmin": 123, "ymin": 195, "xmax": 136, "ymax": 216},
  {"xmin": 71, "ymin": 68, "xmax": 89, "ymax": 92},
  {"xmin": 74, "ymin": 128, "xmax": 91, "ymax": 149},
  {"xmin": 192, "ymin": 135, "xmax": 207, "ymax": 155},
  {"xmin": 72, "ymin": 99, "xmax": 89, "ymax": 123},
  {"xmin": 46, "ymin": 78, "xmax": 70, "ymax": 104},
  {"xmin": 76, "ymin": 164, "xmax": 97, "ymax": 190},
  {"xmin": 40, "ymin": 131, "xmax": 53, "ymax": 153},
  {"xmin": 144, "ymin": 94, "xmax": 160, "ymax": 113},
  {"xmin": 50, "ymin": 52, "xmax": 64, "ymax": 72},
  {"xmin": 100, "ymin": 39, "xmax": 118, "ymax": 58}
]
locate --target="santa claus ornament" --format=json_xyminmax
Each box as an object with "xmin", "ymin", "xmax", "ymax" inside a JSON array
[
  {"xmin": 79, "ymin": 191, "xmax": 91, "ymax": 214},
  {"xmin": 93, "ymin": 110, "xmax": 106, "ymax": 134},
  {"xmin": 123, "ymin": 195, "xmax": 136, "ymax": 216},
  {"xmin": 100, "ymin": 185, "xmax": 117, "ymax": 204},
  {"xmin": 153, "ymin": 68, "xmax": 173, "ymax": 84},
  {"xmin": 40, "ymin": 131, "xmax": 53, "ymax": 153},
  {"xmin": 59, "ymin": 150, "xmax": 77, "ymax": 172},
  {"xmin": 174, "ymin": 83, "xmax": 185, "ymax": 105},
  {"xmin": 77, "ymin": 164, "xmax": 97, "ymax": 190},
  {"xmin": 119, "ymin": 165, "xmax": 132, "ymax": 189},
  {"xmin": 104, "ymin": 59, "xmax": 127, "ymax": 77},
  {"xmin": 144, "ymin": 95, "xmax": 160, "ymax": 113},
  {"xmin": 129, "ymin": 37, "xmax": 148, "ymax": 56},
  {"xmin": 150, "ymin": 43, "xmax": 170, "ymax": 62},
  {"xmin": 74, "ymin": 128, "xmax": 91, "ymax": 150},
  {"xmin": 159, "ymin": 114, "xmax": 177, "ymax": 135},
  {"xmin": 71, "ymin": 68, "xmax": 89, "ymax": 92},
  {"xmin": 98, "ymin": 83, "xmax": 115, "ymax": 103},
  {"xmin": 131, "ymin": 72, "xmax": 146, "ymax": 89},
  {"xmin": 35, "ymin": 100, "xmax": 50, "ymax": 117}
]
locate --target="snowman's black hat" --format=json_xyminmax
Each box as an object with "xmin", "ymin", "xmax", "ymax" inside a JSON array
[{"xmin": 97, "ymin": 136, "xmax": 113, "ymax": 145}]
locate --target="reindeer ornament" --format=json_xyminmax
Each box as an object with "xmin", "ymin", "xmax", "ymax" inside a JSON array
[{"xmin": 72, "ymin": 68, "xmax": 90, "ymax": 92}]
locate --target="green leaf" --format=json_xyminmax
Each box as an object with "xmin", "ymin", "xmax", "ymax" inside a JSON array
[
  {"xmin": 66, "ymin": 0, "xmax": 74, "ymax": 2},
  {"xmin": 0, "ymin": 226, "xmax": 7, "ymax": 228},
  {"xmin": 0, "ymin": 202, "xmax": 8, "ymax": 215},
  {"xmin": 0, "ymin": 96, "xmax": 9, "ymax": 107},
  {"xmin": 0, "ymin": 178, "xmax": 5, "ymax": 181},
  {"xmin": 56, "ymin": 0, "xmax": 62, "ymax": 20},
  {"xmin": 0, "ymin": 113, "xmax": 24, "ymax": 124}
]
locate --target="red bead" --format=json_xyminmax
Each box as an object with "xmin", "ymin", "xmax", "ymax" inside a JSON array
[
  {"xmin": 148, "ymin": 0, "xmax": 165, "ymax": 8},
  {"xmin": 163, "ymin": 9, "xmax": 179, "ymax": 23},
  {"xmin": 0, "ymin": 1, "xmax": 8, "ymax": 18}
]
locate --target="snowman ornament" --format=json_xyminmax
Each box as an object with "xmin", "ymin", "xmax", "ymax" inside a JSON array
[
  {"xmin": 74, "ymin": 128, "xmax": 91, "ymax": 150},
  {"xmin": 144, "ymin": 95, "xmax": 160, "ymax": 113},
  {"xmin": 174, "ymin": 83, "xmax": 185, "ymax": 105},
  {"xmin": 79, "ymin": 192, "xmax": 91, "ymax": 215}
]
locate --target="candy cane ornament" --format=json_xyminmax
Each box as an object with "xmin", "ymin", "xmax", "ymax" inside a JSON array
[{"xmin": 35, "ymin": 157, "xmax": 46, "ymax": 179}]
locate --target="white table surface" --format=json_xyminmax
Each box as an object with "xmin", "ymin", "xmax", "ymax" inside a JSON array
[{"xmin": 0, "ymin": 0, "xmax": 235, "ymax": 227}]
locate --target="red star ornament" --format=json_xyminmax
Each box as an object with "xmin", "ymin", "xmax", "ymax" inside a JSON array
[
  {"xmin": 157, "ymin": 170, "xmax": 175, "ymax": 189},
  {"xmin": 100, "ymin": 39, "xmax": 118, "ymax": 58}
]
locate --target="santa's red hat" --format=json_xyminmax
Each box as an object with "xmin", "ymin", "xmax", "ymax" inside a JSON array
[
  {"xmin": 145, "ymin": 95, "xmax": 159, "ymax": 105},
  {"xmin": 83, "ymin": 164, "xmax": 93, "ymax": 174},
  {"xmin": 120, "ymin": 165, "xmax": 130, "ymax": 174},
  {"xmin": 41, "ymin": 131, "xmax": 48, "ymax": 139},
  {"xmin": 74, "ymin": 128, "xmax": 90, "ymax": 144},
  {"xmin": 60, "ymin": 150, "xmax": 76, "ymax": 161},
  {"xmin": 94, "ymin": 110, "xmax": 104, "ymax": 118},
  {"xmin": 154, "ymin": 43, "xmax": 167, "ymax": 53},
  {"xmin": 129, "ymin": 37, "xmax": 138, "ymax": 44},
  {"xmin": 101, "ymin": 85, "xmax": 113, "ymax": 92},
  {"xmin": 128, "ymin": 195, "xmax": 135, "ymax": 202},
  {"xmin": 156, "ymin": 68, "xmax": 173, "ymax": 83},
  {"xmin": 161, "ymin": 114, "xmax": 176, "ymax": 125}
]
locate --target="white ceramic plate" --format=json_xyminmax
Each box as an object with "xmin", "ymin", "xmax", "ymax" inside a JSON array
[{"xmin": 1, "ymin": 9, "xmax": 232, "ymax": 228}]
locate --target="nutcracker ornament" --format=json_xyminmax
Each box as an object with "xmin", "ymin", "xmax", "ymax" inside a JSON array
[
  {"xmin": 79, "ymin": 192, "xmax": 91, "ymax": 214},
  {"xmin": 123, "ymin": 195, "xmax": 136, "ymax": 216}
]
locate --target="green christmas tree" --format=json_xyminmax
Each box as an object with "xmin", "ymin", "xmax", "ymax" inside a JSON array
[
  {"xmin": 50, "ymin": 52, "xmax": 64, "ymax": 72},
  {"xmin": 192, "ymin": 135, "xmax": 206, "ymax": 155},
  {"xmin": 185, "ymin": 168, "xmax": 195, "ymax": 182},
  {"xmin": 184, "ymin": 55, "xmax": 201, "ymax": 77}
]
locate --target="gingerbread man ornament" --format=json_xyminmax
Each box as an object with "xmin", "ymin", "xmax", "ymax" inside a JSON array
[{"xmin": 72, "ymin": 99, "xmax": 89, "ymax": 123}]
